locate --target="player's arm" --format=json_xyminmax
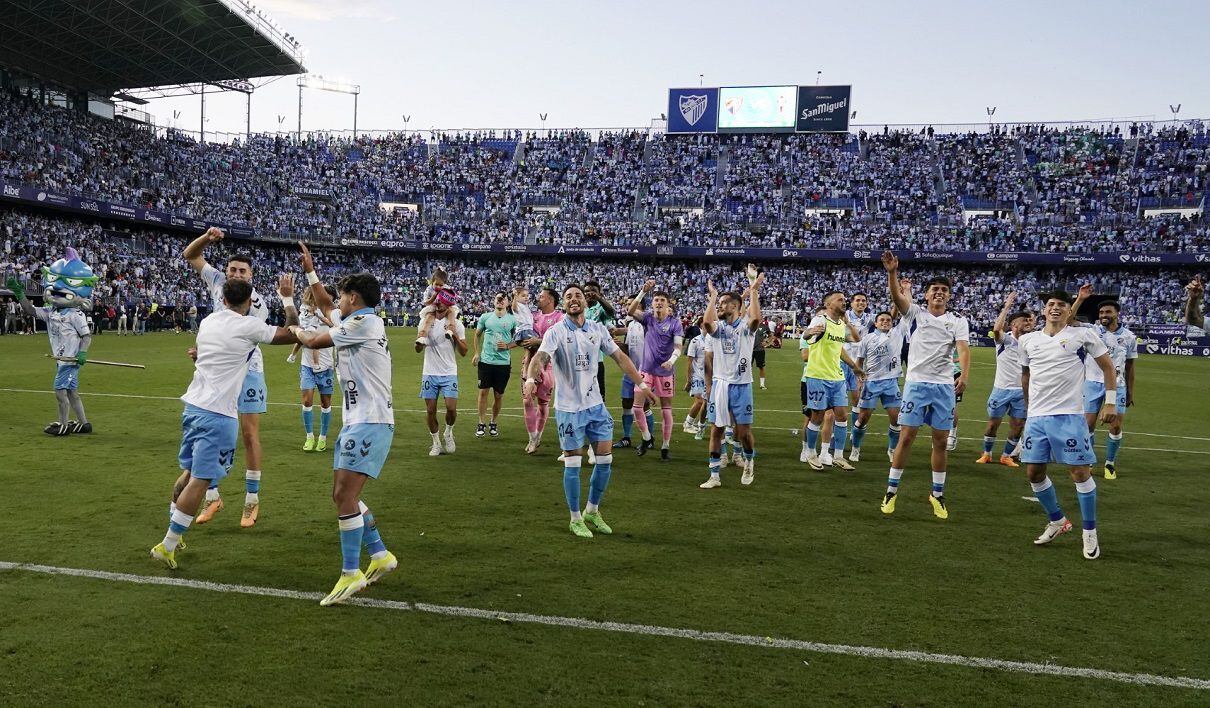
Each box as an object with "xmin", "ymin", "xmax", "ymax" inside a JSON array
[
  {"xmin": 1020, "ymin": 365, "xmax": 1030, "ymax": 411},
  {"xmin": 800, "ymin": 338, "xmax": 811, "ymax": 362},
  {"xmin": 955, "ymin": 340, "xmax": 971, "ymax": 395},
  {"xmin": 844, "ymin": 318, "xmax": 861, "ymax": 343},
  {"xmin": 182, "ymin": 227, "xmax": 224, "ymax": 274},
  {"xmin": 472, "ymin": 322, "xmax": 484, "ymax": 365},
  {"xmin": 746, "ymin": 272, "xmax": 765, "ymax": 331},
  {"xmin": 1185, "ymin": 276, "xmax": 1205, "ymax": 331},
  {"xmin": 290, "ymin": 326, "xmax": 330, "ymax": 349},
  {"xmin": 683, "ymin": 351, "xmax": 694, "ymax": 392},
  {"xmin": 881, "ymin": 251, "xmax": 909, "ymax": 315},
  {"xmin": 992, "ymin": 291, "xmax": 1016, "ymax": 343},
  {"xmin": 1093, "ymin": 352, "xmax": 1119, "ymax": 425},
  {"xmin": 1068, "ymin": 284, "xmax": 1092, "ymax": 325},
  {"xmin": 598, "ymin": 295, "xmax": 617, "ymax": 322},
  {"xmin": 841, "ymin": 349, "xmax": 864, "ymax": 378},
  {"xmin": 1124, "ymin": 357, "xmax": 1136, "ymax": 407},
  {"xmin": 452, "ymin": 322, "xmax": 469, "ymax": 356},
  {"xmin": 702, "ymin": 280, "xmax": 719, "ymax": 335},
  {"xmin": 628, "ymin": 280, "xmax": 654, "ymax": 319},
  {"xmin": 661, "ymin": 335, "xmax": 683, "ymax": 371},
  {"xmin": 704, "ymin": 348, "xmax": 714, "ymax": 394},
  {"xmin": 609, "ymin": 348, "xmax": 648, "ymax": 392},
  {"xmin": 297, "ymin": 241, "xmax": 336, "ymax": 314}
]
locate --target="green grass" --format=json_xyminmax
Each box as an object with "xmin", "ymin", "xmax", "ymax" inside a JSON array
[{"xmin": 1, "ymin": 329, "xmax": 1208, "ymax": 706}]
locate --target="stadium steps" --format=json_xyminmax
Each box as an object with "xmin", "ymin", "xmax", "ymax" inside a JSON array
[
  {"xmin": 513, "ymin": 140, "xmax": 526, "ymax": 168},
  {"xmin": 583, "ymin": 142, "xmax": 596, "ymax": 171},
  {"xmin": 715, "ymin": 146, "xmax": 729, "ymax": 188}
]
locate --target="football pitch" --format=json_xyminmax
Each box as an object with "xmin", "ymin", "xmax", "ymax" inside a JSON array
[{"xmin": 1, "ymin": 330, "xmax": 1207, "ymax": 706}]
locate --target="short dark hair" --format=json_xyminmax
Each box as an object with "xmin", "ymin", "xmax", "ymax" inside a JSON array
[
  {"xmin": 924, "ymin": 276, "xmax": 952, "ymax": 290},
  {"xmin": 719, "ymin": 291, "xmax": 741, "ymax": 306},
  {"xmin": 337, "ymin": 273, "xmax": 381, "ymax": 307},
  {"xmin": 652, "ymin": 290, "xmax": 671, "ymax": 301},
  {"xmin": 324, "ymin": 285, "xmax": 338, "ymax": 300},
  {"xmin": 1099, "ymin": 300, "xmax": 1121, "ymax": 313},
  {"xmin": 1042, "ymin": 289, "xmax": 1073, "ymax": 305},
  {"xmin": 823, "ymin": 290, "xmax": 845, "ymax": 303},
  {"xmin": 875, "ymin": 311, "xmax": 893, "ymax": 320},
  {"xmin": 222, "ymin": 278, "xmax": 252, "ymax": 307},
  {"xmin": 584, "ymin": 280, "xmax": 602, "ymax": 290},
  {"xmin": 541, "ymin": 287, "xmax": 559, "ymax": 306},
  {"xmin": 563, "ymin": 283, "xmax": 585, "ymax": 298},
  {"xmin": 850, "ymin": 292, "xmax": 868, "ymax": 300},
  {"xmin": 228, "ymin": 254, "xmax": 254, "ymax": 270},
  {"xmin": 1008, "ymin": 310, "xmax": 1032, "ymax": 326}
]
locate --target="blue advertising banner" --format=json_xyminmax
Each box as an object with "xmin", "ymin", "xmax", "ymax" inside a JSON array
[
  {"xmin": 796, "ymin": 85, "xmax": 851, "ymax": 132},
  {"xmin": 1136, "ymin": 334, "xmax": 1210, "ymax": 357},
  {"xmin": 667, "ymin": 88, "xmax": 719, "ymax": 133}
]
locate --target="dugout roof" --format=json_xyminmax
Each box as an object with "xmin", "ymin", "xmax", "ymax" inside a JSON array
[{"xmin": 0, "ymin": 0, "xmax": 305, "ymax": 93}]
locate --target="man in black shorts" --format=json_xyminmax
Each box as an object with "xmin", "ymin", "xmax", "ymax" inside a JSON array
[
  {"xmin": 473, "ymin": 292, "xmax": 518, "ymax": 438},
  {"xmin": 753, "ymin": 318, "xmax": 771, "ymax": 389}
]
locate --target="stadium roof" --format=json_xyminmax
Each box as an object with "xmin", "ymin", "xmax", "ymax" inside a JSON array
[{"xmin": 0, "ymin": 0, "xmax": 306, "ymax": 94}]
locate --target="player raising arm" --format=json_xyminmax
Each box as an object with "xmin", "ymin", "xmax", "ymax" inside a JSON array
[
  {"xmin": 1019, "ymin": 290, "xmax": 1117, "ymax": 560},
  {"xmin": 289, "ymin": 242, "xmax": 399, "ymax": 606},
  {"xmin": 977, "ymin": 291, "xmax": 1032, "ymax": 467},
  {"xmin": 1185, "ymin": 275, "xmax": 1205, "ymax": 336}
]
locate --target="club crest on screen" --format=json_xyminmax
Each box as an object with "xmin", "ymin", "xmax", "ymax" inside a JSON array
[{"xmin": 679, "ymin": 94, "xmax": 708, "ymax": 126}]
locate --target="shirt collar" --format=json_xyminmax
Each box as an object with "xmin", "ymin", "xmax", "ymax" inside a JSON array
[
  {"xmin": 350, "ymin": 307, "xmax": 374, "ymax": 317},
  {"xmin": 564, "ymin": 316, "xmax": 590, "ymax": 332}
]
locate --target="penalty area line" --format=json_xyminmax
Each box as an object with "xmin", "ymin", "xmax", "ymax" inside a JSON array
[{"xmin": 0, "ymin": 560, "xmax": 1207, "ymax": 691}]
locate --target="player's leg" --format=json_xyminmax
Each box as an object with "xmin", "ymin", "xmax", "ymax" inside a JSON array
[
  {"xmin": 490, "ymin": 387, "xmax": 505, "ymax": 437},
  {"xmin": 1002, "ymin": 416, "xmax": 1025, "ymax": 467},
  {"xmin": 927, "ymin": 426, "xmax": 950, "ymax": 518},
  {"xmin": 301, "ymin": 380, "xmax": 316, "ymax": 450},
  {"xmin": 1103, "ymin": 386, "xmax": 1126, "ymax": 479},
  {"xmin": 632, "ymin": 376, "xmax": 654, "ymax": 454},
  {"xmin": 582, "ymin": 411, "xmax": 616, "ymax": 533},
  {"xmin": 321, "ymin": 468, "xmax": 372, "ymax": 606},
  {"xmin": 476, "ymin": 363, "xmax": 491, "ymax": 438},
  {"xmin": 153, "ymin": 410, "xmax": 237, "ymax": 568},
  {"xmin": 1069, "ymin": 464, "xmax": 1100, "ymax": 559},
  {"xmin": 700, "ymin": 391, "xmax": 726, "ymax": 488},
  {"xmin": 884, "ymin": 423, "xmax": 919, "ymax": 515},
  {"xmin": 804, "ymin": 407, "xmax": 826, "ymax": 469},
  {"xmin": 979, "ymin": 415, "xmax": 1002, "ymax": 464},
  {"xmin": 555, "ymin": 410, "xmax": 593, "ymax": 536},
  {"xmin": 1026, "ymin": 457, "xmax": 1072, "ymax": 545},
  {"xmin": 424, "ymin": 396, "xmax": 442, "ymax": 455},
  {"xmin": 442, "ymin": 386, "xmax": 458, "ymax": 453},
  {"xmin": 238, "ymin": 412, "xmax": 264, "ymax": 527},
  {"xmin": 618, "ymin": 390, "xmax": 635, "ymax": 447},
  {"xmin": 826, "ymin": 377, "xmax": 852, "ymax": 468},
  {"xmin": 852, "ymin": 405, "xmax": 874, "ymax": 461},
  {"xmin": 658, "ymin": 390, "xmax": 675, "ymax": 460},
  {"xmin": 885, "ymin": 407, "xmax": 901, "ymax": 461},
  {"xmin": 318, "ymin": 388, "xmax": 333, "ymax": 451}
]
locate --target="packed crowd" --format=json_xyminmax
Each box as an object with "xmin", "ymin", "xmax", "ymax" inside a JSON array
[
  {"xmin": 2, "ymin": 209, "xmax": 1199, "ymax": 337},
  {"xmin": 2, "ymin": 88, "xmax": 1208, "ymax": 251}
]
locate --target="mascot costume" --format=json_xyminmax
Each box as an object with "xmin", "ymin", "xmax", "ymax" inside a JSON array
[{"xmin": 7, "ymin": 247, "xmax": 97, "ymax": 435}]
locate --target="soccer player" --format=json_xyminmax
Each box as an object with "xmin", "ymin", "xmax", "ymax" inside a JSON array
[
  {"xmin": 1073, "ymin": 287, "xmax": 1137, "ymax": 480},
  {"xmin": 288, "ymin": 285, "xmax": 338, "ymax": 453},
  {"xmin": 627, "ymin": 280, "xmax": 684, "ymax": 461},
  {"xmin": 946, "ymin": 350, "xmax": 965, "ymax": 452},
  {"xmin": 752, "ymin": 317, "xmax": 770, "ymax": 389},
  {"xmin": 1184, "ymin": 275, "xmax": 1205, "ymax": 336},
  {"xmin": 1019, "ymin": 290, "xmax": 1117, "ymax": 560},
  {"xmin": 879, "ymin": 251, "xmax": 970, "ymax": 520},
  {"xmin": 682, "ymin": 328, "xmax": 709, "ymax": 439},
  {"xmin": 183, "ymin": 227, "xmax": 272, "ymax": 528},
  {"xmin": 150, "ymin": 276, "xmax": 299, "ymax": 570},
  {"xmin": 852, "ymin": 310, "xmax": 908, "ymax": 463},
  {"xmin": 416, "ymin": 294, "xmax": 468, "ymax": 456},
  {"xmin": 977, "ymin": 292, "xmax": 1031, "ymax": 467},
  {"xmin": 291, "ymin": 243, "xmax": 399, "ymax": 603},
  {"xmin": 584, "ymin": 280, "xmax": 617, "ymax": 395},
  {"xmin": 844, "ymin": 292, "xmax": 874, "ymax": 435},
  {"xmin": 801, "ymin": 291, "xmax": 865, "ymax": 471},
  {"xmin": 524, "ymin": 284, "xmax": 646, "ymax": 538},
  {"xmin": 614, "ymin": 300, "xmax": 649, "ymax": 449},
  {"xmin": 473, "ymin": 291, "xmax": 518, "ymax": 439},
  {"xmin": 521, "ymin": 287, "xmax": 564, "ymax": 453},
  {"xmin": 699, "ymin": 272, "xmax": 764, "ymax": 489}
]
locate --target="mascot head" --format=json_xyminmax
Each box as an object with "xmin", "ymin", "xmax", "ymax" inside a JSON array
[{"xmin": 42, "ymin": 247, "xmax": 97, "ymax": 311}]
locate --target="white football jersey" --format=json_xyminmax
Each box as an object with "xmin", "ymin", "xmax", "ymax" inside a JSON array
[
  {"xmin": 181, "ymin": 308, "xmax": 278, "ymax": 418},
  {"xmin": 992, "ymin": 332, "xmax": 1024, "ymax": 390},
  {"xmin": 686, "ymin": 334, "xmax": 707, "ymax": 382},
  {"xmin": 844, "ymin": 309, "xmax": 873, "ymax": 358},
  {"xmin": 329, "ymin": 308, "xmax": 394, "ymax": 425},
  {"xmin": 902, "ymin": 304, "xmax": 969, "ymax": 384},
  {"xmin": 1019, "ymin": 326, "xmax": 1109, "ymax": 417},
  {"xmin": 1083, "ymin": 323, "xmax": 1136, "ymax": 389},
  {"xmin": 538, "ymin": 318, "xmax": 619, "ymax": 413},
  {"xmin": 201, "ymin": 263, "xmax": 269, "ymax": 373},
  {"xmin": 420, "ymin": 317, "xmax": 466, "ymax": 377},
  {"xmin": 858, "ymin": 322, "xmax": 907, "ymax": 382},
  {"xmin": 708, "ymin": 315, "xmax": 755, "ymax": 385},
  {"xmin": 35, "ymin": 307, "xmax": 89, "ymax": 359},
  {"xmin": 300, "ymin": 303, "xmax": 334, "ymax": 370},
  {"xmin": 625, "ymin": 319, "xmax": 645, "ymax": 366}
]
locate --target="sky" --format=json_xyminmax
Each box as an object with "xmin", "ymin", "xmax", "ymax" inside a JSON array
[{"xmin": 150, "ymin": 0, "xmax": 1210, "ymax": 138}]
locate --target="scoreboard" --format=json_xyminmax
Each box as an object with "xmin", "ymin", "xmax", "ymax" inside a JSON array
[{"xmin": 668, "ymin": 84, "xmax": 851, "ymax": 134}]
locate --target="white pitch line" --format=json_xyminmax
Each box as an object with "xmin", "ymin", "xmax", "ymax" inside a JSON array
[
  {"xmin": 2, "ymin": 387, "xmax": 1209, "ymax": 455},
  {"xmin": 0, "ymin": 560, "xmax": 1206, "ymax": 691}
]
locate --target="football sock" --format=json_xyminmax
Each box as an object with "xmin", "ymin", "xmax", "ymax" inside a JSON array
[
  {"xmin": 430, "ymin": 432, "xmax": 440, "ymax": 446},
  {"xmin": 1004, "ymin": 437, "xmax": 1020, "ymax": 457},
  {"xmin": 245, "ymin": 470, "xmax": 261, "ymax": 504},
  {"xmin": 886, "ymin": 467, "xmax": 903, "ymax": 495},
  {"xmin": 743, "ymin": 447, "xmax": 755, "ymax": 463},
  {"xmin": 205, "ymin": 484, "xmax": 220, "ymax": 501},
  {"xmin": 806, "ymin": 421, "xmax": 821, "ymax": 451},
  {"xmin": 709, "ymin": 451, "xmax": 722, "ymax": 478},
  {"xmin": 760, "ymin": 377, "xmax": 766, "ymax": 387},
  {"xmin": 888, "ymin": 423, "xmax": 901, "ymax": 452},
  {"xmin": 1106, "ymin": 432, "xmax": 1123, "ymax": 463},
  {"xmin": 1030, "ymin": 477, "xmax": 1064, "ymax": 522},
  {"xmin": 337, "ymin": 513, "xmax": 364, "ymax": 573},
  {"xmin": 524, "ymin": 400, "xmax": 540, "ymax": 434},
  {"xmin": 1075, "ymin": 478, "xmax": 1097, "ymax": 530},
  {"xmin": 302, "ymin": 405, "xmax": 314, "ymax": 434},
  {"xmin": 850, "ymin": 408, "xmax": 859, "ymax": 430},
  {"xmin": 931, "ymin": 470, "xmax": 946, "ymax": 498},
  {"xmin": 632, "ymin": 403, "xmax": 651, "ymax": 440},
  {"xmin": 563, "ymin": 455, "xmax": 583, "ymax": 517},
  {"xmin": 831, "ymin": 421, "xmax": 848, "ymax": 454},
  {"xmin": 852, "ymin": 422, "xmax": 868, "ymax": 449},
  {"xmin": 358, "ymin": 500, "xmax": 387, "ymax": 560},
  {"xmin": 163, "ymin": 510, "xmax": 194, "ymax": 552},
  {"xmin": 646, "ymin": 411, "xmax": 655, "ymax": 433},
  {"xmin": 588, "ymin": 454, "xmax": 613, "ymax": 506},
  {"xmin": 983, "ymin": 435, "xmax": 996, "ymax": 454},
  {"xmin": 622, "ymin": 412, "xmax": 634, "ymax": 438},
  {"xmin": 320, "ymin": 407, "xmax": 332, "ymax": 436}
]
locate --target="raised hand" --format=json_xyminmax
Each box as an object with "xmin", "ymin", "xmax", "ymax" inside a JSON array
[
  {"xmin": 643, "ymin": 279, "xmax": 656, "ymax": 293},
  {"xmin": 752, "ymin": 272, "xmax": 766, "ymax": 289},
  {"xmin": 1077, "ymin": 283, "xmax": 1093, "ymax": 300},
  {"xmin": 706, "ymin": 279, "xmax": 717, "ymax": 298},
  {"xmin": 881, "ymin": 250, "xmax": 899, "ymax": 272},
  {"xmin": 204, "ymin": 226, "xmax": 225, "ymax": 243},
  {"xmin": 1005, "ymin": 290, "xmax": 1018, "ymax": 307},
  {"xmin": 299, "ymin": 241, "xmax": 315, "ymax": 274},
  {"xmin": 277, "ymin": 273, "xmax": 296, "ymax": 300}
]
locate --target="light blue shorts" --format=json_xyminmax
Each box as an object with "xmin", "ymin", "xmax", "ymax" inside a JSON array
[
  {"xmin": 420, "ymin": 374, "xmax": 459, "ymax": 400},
  {"xmin": 708, "ymin": 382, "xmax": 754, "ymax": 427},
  {"xmin": 54, "ymin": 364, "xmax": 79, "ymax": 391},
  {"xmin": 841, "ymin": 361, "xmax": 860, "ymax": 392},
  {"xmin": 987, "ymin": 386, "xmax": 1027, "ymax": 419},
  {"xmin": 178, "ymin": 404, "xmax": 238, "ymax": 481},
  {"xmin": 805, "ymin": 377, "xmax": 848, "ymax": 411},
  {"xmin": 620, "ymin": 375, "xmax": 637, "ymax": 400},
  {"xmin": 899, "ymin": 381, "xmax": 956, "ymax": 431},
  {"xmin": 300, "ymin": 366, "xmax": 335, "ymax": 395},
  {"xmin": 334, "ymin": 423, "xmax": 395, "ymax": 478},
  {"xmin": 689, "ymin": 377, "xmax": 707, "ymax": 398},
  {"xmin": 1021, "ymin": 414, "xmax": 1096, "ymax": 466},
  {"xmin": 238, "ymin": 371, "xmax": 268, "ymax": 415},
  {"xmin": 555, "ymin": 404, "xmax": 614, "ymax": 451},
  {"xmin": 1083, "ymin": 381, "xmax": 1127, "ymax": 415},
  {"xmin": 859, "ymin": 377, "xmax": 902, "ymax": 411}
]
